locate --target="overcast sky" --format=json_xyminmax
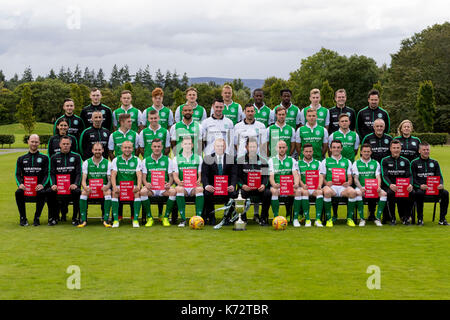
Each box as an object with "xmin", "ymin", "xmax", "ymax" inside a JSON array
[{"xmin": 0, "ymin": 0, "xmax": 449, "ymax": 80}]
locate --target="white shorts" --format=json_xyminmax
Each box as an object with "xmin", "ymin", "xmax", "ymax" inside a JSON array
[
  {"xmin": 150, "ymin": 190, "xmax": 166, "ymax": 197},
  {"xmin": 185, "ymin": 188, "xmax": 194, "ymax": 195},
  {"xmin": 331, "ymin": 185, "xmax": 346, "ymax": 197},
  {"xmin": 306, "ymin": 189, "xmax": 315, "ymax": 196}
]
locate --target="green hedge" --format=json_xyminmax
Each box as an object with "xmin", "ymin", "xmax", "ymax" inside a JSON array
[
  {"xmin": 23, "ymin": 134, "xmax": 52, "ymax": 146},
  {"xmin": 414, "ymin": 133, "xmax": 448, "ymax": 145},
  {"xmin": 0, "ymin": 135, "xmax": 15, "ymax": 147}
]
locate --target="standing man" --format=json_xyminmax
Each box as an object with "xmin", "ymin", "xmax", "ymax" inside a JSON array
[
  {"xmin": 361, "ymin": 119, "xmax": 392, "ymax": 163},
  {"xmin": 49, "ymin": 136, "xmax": 83, "ymax": 226},
  {"xmin": 268, "ymin": 140, "xmax": 302, "ymax": 225},
  {"xmin": 300, "ymin": 88, "xmax": 330, "ymax": 130},
  {"xmin": 380, "ymin": 140, "xmax": 414, "ymax": 225},
  {"xmin": 78, "ymin": 142, "xmax": 112, "ymax": 228},
  {"xmin": 267, "ymin": 106, "xmax": 296, "ymax": 157},
  {"xmin": 174, "ymin": 87, "xmax": 207, "ymax": 123},
  {"xmin": 352, "ymin": 144, "xmax": 387, "ymax": 227},
  {"xmin": 270, "ymin": 89, "xmax": 301, "ymax": 129},
  {"xmin": 79, "ymin": 110, "xmax": 110, "ymax": 160},
  {"xmin": 411, "ymin": 142, "xmax": 448, "ymax": 225},
  {"xmin": 328, "ymin": 114, "xmax": 360, "ymax": 162},
  {"xmin": 328, "ymin": 89, "xmax": 356, "ymax": 135},
  {"xmin": 80, "ymin": 87, "xmax": 113, "ymax": 132},
  {"xmin": 252, "ymin": 88, "xmax": 272, "ymax": 127},
  {"xmin": 320, "ymin": 140, "xmax": 357, "ymax": 227},
  {"xmin": 237, "ymin": 139, "xmax": 271, "ymax": 226},
  {"xmin": 112, "ymin": 90, "xmax": 142, "ymax": 132},
  {"xmin": 110, "ymin": 140, "xmax": 142, "ymax": 228},
  {"xmin": 356, "ymin": 89, "xmax": 390, "ymax": 142},
  {"xmin": 296, "ymin": 108, "xmax": 328, "ymax": 161},
  {"xmin": 234, "ymin": 104, "xmax": 267, "ymax": 158},
  {"xmin": 15, "ymin": 134, "xmax": 51, "ymax": 226},
  {"xmin": 170, "ymin": 104, "xmax": 202, "ymax": 156},
  {"xmin": 140, "ymin": 139, "xmax": 177, "ymax": 227},
  {"xmin": 140, "ymin": 87, "xmax": 174, "ymax": 130},
  {"xmin": 138, "ymin": 109, "xmax": 171, "ymax": 158},
  {"xmin": 108, "ymin": 113, "xmax": 139, "ymax": 160},
  {"xmin": 201, "ymin": 138, "xmax": 238, "ymax": 225},
  {"xmin": 297, "ymin": 143, "xmax": 324, "ymax": 227},
  {"xmin": 201, "ymin": 98, "xmax": 234, "ymax": 156},
  {"xmin": 53, "ymin": 98, "xmax": 85, "ymax": 140},
  {"xmin": 394, "ymin": 120, "xmax": 421, "ymax": 163},
  {"xmin": 221, "ymin": 84, "xmax": 243, "ymax": 125}
]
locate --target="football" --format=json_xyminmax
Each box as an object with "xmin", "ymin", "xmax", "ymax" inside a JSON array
[
  {"xmin": 189, "ymin": 216, "xmax": 205, "ymax": 230},
  {"xmin": 272, "ymin": 216, "xmax": 288, "ymax": 230}
]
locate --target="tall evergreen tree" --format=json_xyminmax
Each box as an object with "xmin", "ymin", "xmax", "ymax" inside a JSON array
[
  {"xmin": 21, "ymin": 67, "xmax": 33, "ymax": 82},
  {"xmin": 47, "ymin": 69, "xmax": 57, "ymax": 79},
  {"xmin": 73, "ymin": 64, "xmax": 83, "ymax": 84},
  {"xmin": 155, "ymin": 69, "xmax": 165, "ymax": 88},
  {"xmin": 110, "ymin": 64, "xmax": 121, "ymax": 87},
  {"xmin": 415, "ymin": 80, "xmax": 436, "ymax": 132},
  {"xmin": 141, "ymin": 65, "xmax": 154, "ymax": 89},
  {"xmin": 96, "ymin": 68, "xmax": 106, "ymax": 88},
  {"xmin": 119, "ymin": 65, "xmax": 131, "ymax": 84}
]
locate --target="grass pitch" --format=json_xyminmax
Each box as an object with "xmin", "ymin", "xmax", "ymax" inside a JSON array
[{"xmin": 0, "ymin": 147, "xmax": 449, "ymax": 300}]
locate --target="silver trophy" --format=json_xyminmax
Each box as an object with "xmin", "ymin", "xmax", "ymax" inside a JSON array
[{"xmin": 233, "ymin": 191, "xmax": 248, "ymax": 231}]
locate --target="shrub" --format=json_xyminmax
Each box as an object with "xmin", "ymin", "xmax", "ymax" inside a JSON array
[{"xmin": 0, "ymin": 135, "xmax": 15, "ymax": 147}]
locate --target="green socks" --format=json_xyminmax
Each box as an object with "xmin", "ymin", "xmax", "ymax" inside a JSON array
[
  {"xmin": 80, "ymin": 195, "xmax": 88, "ymax": 222},
  {"xmin": 103, "ymin": 196, "xmax": 112, "ymax": 221},
  {"xmin": 315, "ymin": 196, "xmax": 323, "ymax": 220},
  {"xmin": 356, "ymin": 196, "xmax": 364, "ymax": 220},
  {"xmin": 141, "ymin": 196, "xmax": 152, "ymax": 219},
  {"xmin": 271, "ymin": 197, "xmax": 279, "ymax": 217},
  {"xmin": 301, "ymin": 196, "xmax": 310, "ymax": 220},
  {"xmin": 195, "ymin": 193, "xmax": 204, "ymax": 216},
  {"xmin": 377, "ymin": 196, "xmax": 387, "ymax": 220},
  {"xmin": 164, "ymin": 196, "xmax": 176, "ymax": 218},
  {"xmin": 347, "ymin": 198, "xmax": 356, "ymax": 220},
  {"xmin": 176, "ymin": 194, "xmax": 186, "ymax": 220},
  {"xmin": 324, "ymin": 198, "xmax": 332, "ymax": 220},
  {"xmin": 293, "ymin": 197, "xmax": 302, "ymax": 220}
]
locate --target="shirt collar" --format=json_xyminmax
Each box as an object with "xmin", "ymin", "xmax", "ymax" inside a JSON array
[
  {"xmin": 306, "ymin": 122, "xmax": 318, "ymax": 130},
  {"xmin": 277, "ymin": 154, "xmax": 287, "ymax": 161},
  {"xmin": 253, "ymin": 103, "xmax": 266, "ymax": 111},
  {"xmin": 331, "ymin": 155, "xmax": 343, "ymax": 161},
  {"xmin": 91, "ymin": 156, "xmax": 104, "ymax": 165},
  {"xmin": 121, "ymin": 154, "xmax": 133, "ymax": 162},
  {"xmin": 118, "ymin": 128, "xmax": 130, "ymax": 135},
  {"xmin": 244, "ymin": 118, "xmax": 256, "ymax": 125},
  {"xmin": 151, "ymin": 153, "xmax": 163, "ymax": 161},
  {"xmin": 148, "ymin": 124, "xmax": 162, "ymax": 133},
  {"xmin": 302, "ymin": 157, "xmax": 314, "ymax": 164},
  {"xmin": 121, "ymin": 105, "xmax": 133, "ymax": 111},
  {"xmin": 360, "ymin": 157, "xmax": 372, "ymax": 164},
  {"xmin": 275, "ymin": 122, "xmax": 287, "ymax": 129}
]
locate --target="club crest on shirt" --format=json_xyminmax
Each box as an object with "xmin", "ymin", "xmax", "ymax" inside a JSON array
[
  {"xmin": 400, "ymin": 161, "xmax": 405, "ymax": 166},
  {"xmin": 160, "ymin": 161, "xmax": 165, "ymax": 166},
  {"xmin": 70, "ymin": 157, "xmax": 75, "ymax": 163},
  {"xmin": 378, "ymin": 113, "xmax": 383, "ymax": 118},
  {"xmin": 369, "ymin": 164, "xmax": 375, "ymax": 170},
  {"xmin": 430, "ymin": 162, "xmax": 435, "ymax": 168},
  {"xmin": 384, "ymin": 139, "xmax": 389, "ymax": 144},
  {"xmin": 37, "ymin": 158, "xmax": 42, "ymax": 163},
  {"xmin": 161, "ymin": 112, "xmax": 166, "ymax": 117},
  {"xmin": 411, "ymin": 141, "xmax": 417, "ymax": 146},
  {"xmin": 74, "ymin": 120, "xmax": 78, "ymax": 125}
]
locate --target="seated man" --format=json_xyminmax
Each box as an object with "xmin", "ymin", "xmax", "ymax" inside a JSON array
[
  {"xmin": 320, "ymin": 140, "xmax": 357, "ymax": 227},
  {"xmin": 237, "ymin": 138, "xmax": 271, "ymax": 226},
  {"xmin": 297, "ymin": 143, "xmax": 324, "ymax": 227},
  {"xmin": 411, "ymin": 141, "xmax": 448, "ymax": 226},
  {"xmin": 15, "ymin": 134, "xmax": 51, "ymax": 226},
  {"xmin": 172, "ymin": 136, "xmax": 204, "ymax": 226},
  {"xmin": 49, "ymin": 135, "xmax": 82, "ymax": 226},
  {"xmin": 140, "ymin": 139, "xmax": 177, "ymax": 227},
  {"xmin": 110, "ymin": 140, "xmax": 142, "ymax": 228},
  {"xmin": 268, "ymin": 140, "xmax": 302, "ymax": 225},
  {"xmin": 78, "ymin": 142, "xmax": 112, "ymax": 228},
  {"xmin": 352, "ymin": 143, "xmax": 387, "ymax": 227},
  {"xmin": 201, "ymin": 138, "xmax": 238, "ymax": 225}
]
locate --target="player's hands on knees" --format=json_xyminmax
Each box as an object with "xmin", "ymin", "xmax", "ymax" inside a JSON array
[
  {"xmin": 164, "ymin": 183, "xmax": 171, "ymax": 190},
  {"xmin": 36, "ymin": 184, "xmax": 44, "ymax": 192},
  {"xmin": 407, "ymin": 184, "xmax": 413, "ymax": 192},
  {"xmin": 438, "ymin": 184, "xmax": 444, "ymax": 190},
  {"xmin": 51, "ymin": 185, "xmax": 58, "ymax": 191},
  {"xmin": 390, "ymin": 184, "xmax": 398, "ymax": 192},
  {"xmin": 257, "ymin": 184, "xmax": 265, "ymax": 192},
  {"xmin": 133, "ymin": 186, "xmax": 140, "ymax": 193},
  {"xmin": 205, "ymin": 185, "xmax": 214, "ymax": 193},
  {"xmin": 342, "ymin": 182, "xmax": 349, "ymax": 188},
  {"xmin": 242, "ymin": 185, "xmax": 251, "ymax": 192}
]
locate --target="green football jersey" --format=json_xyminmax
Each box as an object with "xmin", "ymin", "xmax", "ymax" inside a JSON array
[
  {"xmin": 320, "ymin": 156, "xmax": 352, "ymax": 183},
  {"xmin": 297, "ymin": 158, "xmax": 321, "ymax": 184},
  {"xmin": 254, "ymin": 104, "xmax": 271, "ymax": 127},
  {"xmin": 302, "ymin": 105, "xmax": 329, "ymax": 127},
  {"xmin": 297, "ymin": 124, "xmax": 327, "ymax": 161},
  {"xmin": 83, "ymin": 157, "xmax": 110, "ymax": 185},
  {"xmin": 142, "ymin": 154, "xmax": 171, "ymax": 183},
  {"xmin": 352, "ymin": 159, "xmax": 380, "ymax": 187},
  {"xmin": 267, "ymin": 123, "xmax": 295, "ymax": 156},
  {"xmin": 112, "ymin": 155, "xmax": 140, "ymax": 184},
  {"xmin": 176, "ymin": 104, "xmax": 206, "ymax": 123},
  {"xmin": 170, "ymin": 120, "xmax": 201, "ymax": 154},
  {"xmin": 173, "ymin": 153, "xmax": 202, "ymax": 180},
  {"xmin": 109, "ymin": 129, "xmax": 138, "ymax": 157},
  {"xmin": 141, "ymin": 106, "xmax": 173, "ymax": 129},
  {"xmin": 273, "ymin": 104, "xmax": 300, "ymax": 129},
  {"xmin": 269, "ymin": 155, "xmax": 297, "ymax": 184},
  {"xmin": 328, "ymin": 129, "xmax": 359, "ymax": 162},
  {"xmin": 113, "ymin": 106, "xmax": 141, "ymax": 132},
  {"xmin": 139, "ymin": 126, "xmax": 169, "ymax": 158},
  {"xmin": 223, "ymin": 101, "xmax": 242, "ymax": 125}
]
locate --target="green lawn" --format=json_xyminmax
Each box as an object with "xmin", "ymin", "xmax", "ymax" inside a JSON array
[
  {"xmin": 0, "ymin": 147, "xmax": 449, "ymax": 300},
  {"xmin": 0, "ymin": 122, "xmax": 53, "ymax": 148}
]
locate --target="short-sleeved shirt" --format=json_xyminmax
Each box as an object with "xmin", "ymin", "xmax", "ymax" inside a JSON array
[
  {"xmin": 141, "ymin": 154, "xmax": 173, "ymax": 184},
  {"xmin": 175, "ymin": 104, "xmax": 207, "ymax": 123},
  {"xmin": 112, "ymin": 106, "xmax": 142, "ymax": 132},
  {"xmin": 319, "ymin": 155, "xmax": 352, "ymax": 183},
  {"xmin": 111, "ymin": 155, "xmax": 141, "ymax": 184},
  {"xmin": 140, "ymin": 105, "xmax": 174, "ymax": 129},
  {"xmin": 271, "ymin": 104, "xmax": 301, "ymax": 129},
  {"xmin": 267, "ymin": 123, "xmax": 296, "ymax": 157},
  {"xmin": 108, "ymin": 128, "xmax": 139, "ymax": 157},
  {"xmin": 300, "ymin": 105, "xmax": 330, "ymax": 127},
  {"xmin": 222, "ymin": 101, "xmax": 243, "ymax": 125},
  {"xmin": 172, "ymin": 153, "xmax": 203, "ymax": 181},
  {"xmin": 138, "ymin": 125, "xmax": 171, "ymax": 158},
  {"xmin": 82, "ymin": 157, "xmax": 111, "ymax": 185},
  {"xmin": 328, "ymin": 129, "xmax": 360, "ymax": 162},
  {"xmin": 254, "ymin": 104, "xmax": 272, "ymax": 127},
  {"xmin": 234, "ymin": 119, "xmax": 267, "ymax": 157},
  {"xmin": 268, "ymin": 155, "xmax": 298, "ymax": 184},
  {"xmin": 296, "ymin": 123, "xmax": 328, "ymax": 161},
  {"xmin": 351, "ymin": 158, "xmax": 380, "ymax": 187}
]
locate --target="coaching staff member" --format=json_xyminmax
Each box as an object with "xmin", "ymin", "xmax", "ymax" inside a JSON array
[
  {"xmin": 15, "ymin": 134, "xmax": 51, "ymax": 226},
  {"xmin": 79, "ymin": 110, "xmax": 111, "ymax": 160}
]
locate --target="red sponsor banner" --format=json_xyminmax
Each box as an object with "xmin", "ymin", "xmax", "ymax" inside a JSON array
[
  {"xmin": 24, "ymin": 176, "xmax": 37, "ymax": 197},
  {"xmin": 364, "ymin": 178, "xmax": 379, "ymax": 198},
  {"xmin": 426, "ymin": 176, "xmax": 440, "ymax": 196},
  {"xmin": 247, "ymin": 171, "xmax": 262, "ymax": 190},
  {"xmin": 395, "ymin": 177, "xmax": 410, "ymax": 198},
  {"xmin": 88, "ymin": 179, "xmax": 104, "ymax": 199},
  {"xmin": 214, "ymin": 175, "xmax": 228, "ymax": 195},
  {"xmin": 120, "ymin": 181, "xmax": 134, "ymax": 201},
  {"xmin": 57, "ymin": 174, "xmax": 71, "ymax": 195},
  {"xmin": 280, "ymin": 175, "xmax": 294, "ymax": 195},
  {"xmin": 151, "ymin": 170, "xmax": 165, "ymax": 190},
  {"xmin": 183, "ymin": 169, "xmax": 197, "ymax": 188},
  {"xmin": 331, "ymin": 168, "xmax": 346, "ymax": 186},
  {"xmin": 305, "ymin": 170, "xmax": 319, "ymax": 190}
]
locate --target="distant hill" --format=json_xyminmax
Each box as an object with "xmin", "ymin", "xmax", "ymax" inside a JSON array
[{"xmin": 189, "ymin": 77, "xmax": 265, "ymax": 92}]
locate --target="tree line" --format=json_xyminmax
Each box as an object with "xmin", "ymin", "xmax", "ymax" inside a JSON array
[{"xmin": 2, "ymin": 22, "xmax": 449, "ymax": 134}]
